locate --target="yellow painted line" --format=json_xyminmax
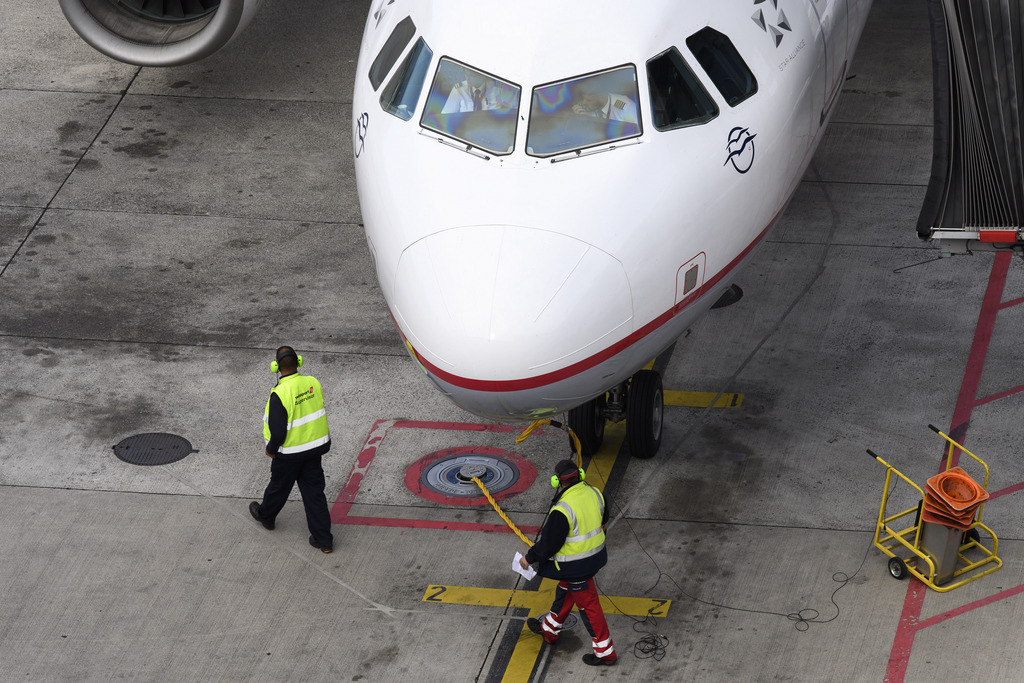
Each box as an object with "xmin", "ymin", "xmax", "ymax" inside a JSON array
[
  {"xmin": 422, "ymin": 584, "xmax": 551, "ymax": 612},
  {"xmin": 424, "ymin": 414, "xmax": 672, "ymax": 682},
  {"xmin": 422, "ymin": 582, "xmax": 669, "ymax": 617},
  {"xmin": 503, "ymin": 626, "xmax": 544, "ymax": 683},
  {"xmin": 581, "ymin": 421, "xmax": 625, "ymax": 491},
  {"xmin": 500, "ymin": 585, "xmax": 672, "ymax": 682},
  {"xmin": 664, "ymin": 389, "xmax": 743, "ymax": 408}
]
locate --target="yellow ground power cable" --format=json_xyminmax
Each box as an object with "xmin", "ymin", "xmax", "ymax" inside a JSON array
[
  {"xmin": 470, "ymin": 476, "xmax": 532, "ymax": 546},
  {"xmin": 470, "ymin": 419, "xmax": 584, "ymax": 546},
  {"xmin": 514, "ymin": 419, "xmax": 582, "ymax": 469}
]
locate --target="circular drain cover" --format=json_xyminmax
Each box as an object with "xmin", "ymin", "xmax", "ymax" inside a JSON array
[
  {"xmin": 424, "ymin": 453, "xmax": 518, "ymax": 496},
  {"xmin": 405, "ymin": 447, "xmax": 536, "ymax": 506},
  {"xmin": 113, "ymin": 433, "xmax": 198, "ymax": 466}
]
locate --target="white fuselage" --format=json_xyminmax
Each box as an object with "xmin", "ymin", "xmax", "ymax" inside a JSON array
[{"xmin": 352, "ymin": 0, "xmax": 872, "ymax": 420}]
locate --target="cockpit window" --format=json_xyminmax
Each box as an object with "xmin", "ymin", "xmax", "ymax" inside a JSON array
[
  {"xmin": 686, "ymin": 28, "xmax": 757, "ymax": 107},
  {"xmin": 526, "ymin": 66, "xmax": 641, "ymax": 157},
  {"xmin": 419, "ymin": 59, "xmax": 521, "ymax": 155},
  {"xmin": 368, "ymin": 16, "xmax": 416, "ymax": 91},
  {"xmin": 646, "ymin": 48, "xmax": 718, "ymax": 131},
  {"xmin": 380, "ymin": 37, "xmax": 433, "ymax": 121}
]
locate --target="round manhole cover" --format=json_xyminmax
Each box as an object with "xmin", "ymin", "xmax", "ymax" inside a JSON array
[
  {"xmin": 405, "ymin": 447, "xmax": 536, "ymax": 506},
  {"xmin": 113, "ymin": 433, "xmax": 198, "ymax": 466}
]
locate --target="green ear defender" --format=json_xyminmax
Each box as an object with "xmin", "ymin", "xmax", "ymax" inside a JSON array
[
  {"xmin": 550, "ymin": 467, "xmax": 585, "ymax": 488},
  {"xmin": 270, "ymin": 348, "xmax": 303, "ymax": 373}
]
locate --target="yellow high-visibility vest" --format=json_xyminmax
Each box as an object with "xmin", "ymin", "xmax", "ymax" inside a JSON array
[
  {"xmin": 551, "ymin": 483, "xmax": 606, "ymax": 563},
  {"xmin": 263, "ymin": 373, "xmax": 330, "ymax": 454}
]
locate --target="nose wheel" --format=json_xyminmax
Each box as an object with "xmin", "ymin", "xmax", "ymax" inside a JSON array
[
  {"xmin": 567, "ymin": 393, "xmax": 606, "ymax": 457},
  {"xmin": 626, "ymin": 370, "xmax": 663, "ymax": 459},
  {"xmin": 567, "ymin": 370, "xmax": 664, "ymax": 460}
]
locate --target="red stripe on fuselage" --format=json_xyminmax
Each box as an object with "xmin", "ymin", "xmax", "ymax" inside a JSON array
[{"xmin": 401, "ymin": 209, "xmax": 785, "ymax": 393}]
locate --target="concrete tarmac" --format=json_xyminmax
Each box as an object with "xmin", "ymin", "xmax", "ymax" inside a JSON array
[{"xmin": 3, "ymin": 1, "xmax": 1024, "ymax": 681}]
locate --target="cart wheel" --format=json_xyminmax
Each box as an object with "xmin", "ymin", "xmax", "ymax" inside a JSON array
[
  {"xmin": 961, "ymin": 528, "xmax": 981, "ymax": 545},
  {"xmin": 888, "ymin": 557, "xmax": 908, "ymax": 580}
]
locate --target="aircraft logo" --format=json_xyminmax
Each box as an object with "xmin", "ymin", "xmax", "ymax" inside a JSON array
[
  {"xmin": 355, "ymin": 112, "xmax": 369, "ymax": 158},
  {"xmin": 725, "ymin": 126, "xmax": 756, "ymax": 173},
  {"xmin": 751, "ymin": 0, "xmax": 792, "ymax": 48}
]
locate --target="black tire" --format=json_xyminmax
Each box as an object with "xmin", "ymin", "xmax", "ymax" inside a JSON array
[
  {"xmin": 627, "ymin": 370, "xmax": 663, "ymax": 459},
  {"xmin": 888, "ymin": 557, "xmax": 907, "ymax": 580},
  {"xmin": 567, "ymin": 394, "xmax": 606, "ymax": 457},
  {"xmin": 961, "ymin": 528, "xmax": 981, "ymax": 546}
]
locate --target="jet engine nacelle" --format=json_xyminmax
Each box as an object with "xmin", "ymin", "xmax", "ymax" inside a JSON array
[{"xmin": 59, "ymin": 0, "xmax": 263, "ymax": 66}]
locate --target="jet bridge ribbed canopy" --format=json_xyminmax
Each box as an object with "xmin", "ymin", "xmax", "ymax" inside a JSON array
[{"xmin": 919, "ymin": 0, "xmax": 1024, "ymax": 242}]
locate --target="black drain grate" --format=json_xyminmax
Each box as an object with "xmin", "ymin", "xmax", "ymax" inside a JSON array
[{"xmin": 113, "ymin": 433, "xmax": 198, "ymax": 466}]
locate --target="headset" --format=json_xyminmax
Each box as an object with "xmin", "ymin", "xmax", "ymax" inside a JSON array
[
  {"xmin": 550, "ymin": 460, "xmax": 585, "ymax": 489},
  {"xmin": 270, "ymin": 347, "xmax": 303, "ymax": 373}
]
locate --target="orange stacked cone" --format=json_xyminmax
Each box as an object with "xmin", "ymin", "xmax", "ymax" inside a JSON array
[{"xmin": 921, "ymin": 467, "xmax": 989, "ymax": 531}]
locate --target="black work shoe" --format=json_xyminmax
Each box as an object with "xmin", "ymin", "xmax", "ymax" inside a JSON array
[
  {"xmin": 309, "ymin": 536, "xmax": 333, "ymax": 553},
  {"xmin": 526, "ymin": 618, "xmax": 543, "ymax": 635},
  {"xmin": 582, "ymin": 654, "xmax": 616, "ymax": 666},
  {"xmin": 249, "ymin": 502, "xmax": 274, "ymax": 530}
]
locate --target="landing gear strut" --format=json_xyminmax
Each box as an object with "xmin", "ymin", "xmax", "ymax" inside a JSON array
[{"xmin": 566, "ymin": 369, "xmax": 664, "ymax": 459}]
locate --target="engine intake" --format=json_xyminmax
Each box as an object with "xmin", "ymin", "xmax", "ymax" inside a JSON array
[{"xmin": 59, "ymin": 0, "xmax": 263, "ymax": 66}]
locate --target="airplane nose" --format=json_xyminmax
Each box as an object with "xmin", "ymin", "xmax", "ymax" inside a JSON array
[{"xmin": 393, "ymin": 225, "xmax": 633, "ymax": 381}]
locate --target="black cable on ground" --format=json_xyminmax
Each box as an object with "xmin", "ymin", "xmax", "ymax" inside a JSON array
[{"xmin": 590, "ymin": 455, "xmax": 885, "ymax": 664}]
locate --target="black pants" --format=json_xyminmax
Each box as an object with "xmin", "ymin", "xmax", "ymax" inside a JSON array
[{"xmin": 257, "ymin": 451, "xmax": 333, "ymax": 546}]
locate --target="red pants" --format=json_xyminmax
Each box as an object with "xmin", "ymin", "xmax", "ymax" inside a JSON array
[{"xmin": 539, "ymin": 578, "xmax": 616, "ymax": 662}]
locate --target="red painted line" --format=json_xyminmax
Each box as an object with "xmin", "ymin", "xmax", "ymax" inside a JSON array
[
  {"xmin": 336, "ymin": 515, "xmax": 540, "ymax": 536},
  {"xmin": 974, "ymin": 383, "xmax": 1024, "ymax": 407},
  {"xmin": 885, "ymin": 251, "xmax": 1013, "ymax": 683},
  {"xmin": 998, "ymin": 295, "xmax": 1024, "ymax": 310},
  {"xmin": 985, "ymin": 480, "xmax": 1024, "ymax": 502},
  {"xmin": 329, "ymin": 419, "xmax": 544, "ymax": 535},
  {"xmin": 885, "ymin": 578, "xmax": 927, "ymax": 681},
  {"xmin": 914, "ymin": 583, "xmax": 1024, "ymax": 630},
  {"xmin": 391, "ymin": 420, "xmax": 524, "ymax": 433},
  {"xmin": 333, "ymin": 418, "xmax": 391, "ymax": 512},
  {"xmin": 403, "ymin": 446, "xmax": 537, "ymax": 506},
  {"xmin": 945, "ymin": 251, "xmax": 1012, "ymax": 469}
]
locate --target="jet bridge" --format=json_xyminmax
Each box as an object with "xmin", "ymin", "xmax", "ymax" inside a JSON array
[{"xmin": 919, "ymin": 0, "xmax": 1024, "ymax": 254}]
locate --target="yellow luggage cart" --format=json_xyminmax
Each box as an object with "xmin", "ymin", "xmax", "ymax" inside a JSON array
[{"xmin": 866, "ymin": 424, "xmax": 1001, "ymax": 592}]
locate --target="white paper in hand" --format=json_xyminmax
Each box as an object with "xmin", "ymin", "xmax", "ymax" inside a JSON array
[{"xmin": 513, "ymin": 552, "xmax": 537, "ymax": 580}]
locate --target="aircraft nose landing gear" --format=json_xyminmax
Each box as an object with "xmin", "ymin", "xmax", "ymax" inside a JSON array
[
  {"xmin": 566, "ymin": 369, "xmax": 664, "ymax": 459},
  {"xmin": 626, "ymin": 370, "xmax": 663, "ymax": 459},
  {"xmin": 567, "ymin": 393, "xmax": 606, "ymax": 458}
]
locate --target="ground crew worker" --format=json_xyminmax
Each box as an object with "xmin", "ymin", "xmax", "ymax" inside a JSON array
[
  {"xmin": 249, "ymin": 346, "xmax": 334, "ymax": 553},
  {"xmin": 519, "ymin": 459, "xmax": 617, "ymax": 666}
]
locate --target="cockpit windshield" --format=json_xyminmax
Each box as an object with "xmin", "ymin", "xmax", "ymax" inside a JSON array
[
  {"xmin": 526, "ymin": 66, "xmax": 642, "ymax": 157},
  {"xmin": 420, "ymin": 59, "xmax": 521, "ymax": 155}
]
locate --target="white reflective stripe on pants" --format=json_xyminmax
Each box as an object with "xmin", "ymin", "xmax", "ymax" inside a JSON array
[{"xmin": 593, "ymin": 636, "xmax": 615, "ymax": 657}]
